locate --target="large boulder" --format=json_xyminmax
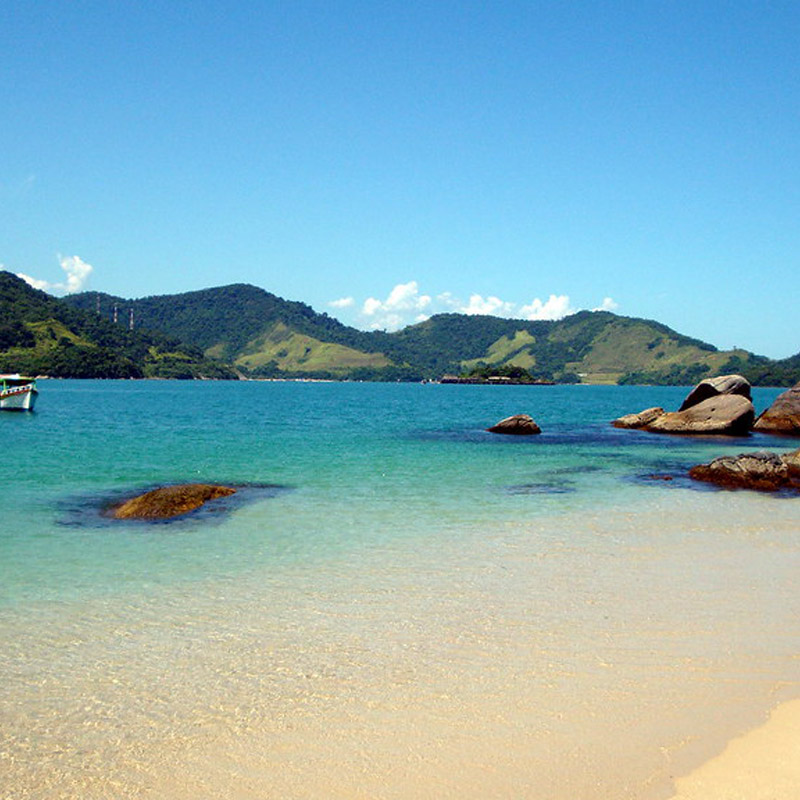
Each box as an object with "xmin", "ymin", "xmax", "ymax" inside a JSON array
[
  {"xmin": 487, "ymin": 414, "xmax": 541, "ymax": 435},
  {"xmin": 753, "ymin": 382, "xmax": 800, "ymax": 435},
  {"xmin": 111, "ymin": 484, "xmax": 237, "ymax": 520},
  {"xmin": 612, "ymin": 407, "xmax": 665, "ymax": 429},
  {"xmin": 679, "ymin": 374, "xmax": 752, "ymax": 412},
  {"xmin": 689, "ymin": 448, "xmax": 800, "ymax": 492},
  {"xmin": 645, "ymin": 394, "xmax": 755, "ymax": 435}
]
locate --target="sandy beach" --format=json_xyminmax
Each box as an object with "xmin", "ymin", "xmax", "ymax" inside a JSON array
[{"xmin": 668, "ymin": 698, "xmax": 800, "ymax": 800}]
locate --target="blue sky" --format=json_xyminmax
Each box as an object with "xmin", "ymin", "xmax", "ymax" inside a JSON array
[{"xmin": 2, "ymin": 1, "xmax": 798, "ymax": 357}]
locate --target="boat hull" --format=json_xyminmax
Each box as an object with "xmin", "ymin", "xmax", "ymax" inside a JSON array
[{"xmin": 0, "ymin": 384, "xmax": 38, "ymax": 411}]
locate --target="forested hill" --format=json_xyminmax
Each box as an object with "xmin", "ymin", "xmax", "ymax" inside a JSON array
[
  {"xmin": 62, "ymin": 281, "xmax": 798, "ymax": 384},
  {"xmin": 66, "ymin": 283, "xmax": 390, "ymax": 362},
  {"xmin": 0, "ymin": 271, "xmax": 235, "ymax": 379}
]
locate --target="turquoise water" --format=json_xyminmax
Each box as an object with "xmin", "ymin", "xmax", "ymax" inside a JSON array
[
  {"xmin": 1, "ymin": 381, "xmax": 790, "ymax": 604},
  {"xmin": 1, "ymin": 381, "xmax": 798, "ymax": 799}
]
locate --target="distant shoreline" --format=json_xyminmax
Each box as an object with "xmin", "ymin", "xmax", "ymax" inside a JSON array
[{"xmin": 439, "ymin": 375, "xmax": 556, "ymax": 385}]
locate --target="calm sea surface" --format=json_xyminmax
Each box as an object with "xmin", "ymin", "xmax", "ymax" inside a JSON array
[{"xmin": 1, "ymin": 381, "xmax": 798, "ymax": 798}]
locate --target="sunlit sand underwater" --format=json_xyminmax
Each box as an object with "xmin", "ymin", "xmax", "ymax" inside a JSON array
[{"xmin": 2, "ymin": 381, "xmax": 798, "ymax": 799}]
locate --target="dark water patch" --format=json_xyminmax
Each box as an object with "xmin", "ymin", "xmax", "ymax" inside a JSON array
[
  {"xmin": 411, "ymin": 425, "xmax": 621, "ymax": 447},
  {"xmin": 410, "ymin": 423, "xmax": 762, "ymax": 450},
  {"xmin": 550, "ymin": 464, "xmax": 605, "ymax": 475},
  {"xmin": 505, "ymin": 481, "xmax": 577, "ymax": 495},
  {"xmin": 624, "ymin": 469, "xmax": 707, "ymax": 492},
  {"xmin": 411, "ymin": 428, "xmax": 544, "ymax": 445},
  {"xmin": 57, "ymin": 482, "xmax": 293, "ymax": 529}
]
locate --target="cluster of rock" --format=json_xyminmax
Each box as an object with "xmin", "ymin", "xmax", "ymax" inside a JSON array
[
  {"xmin": 614, "ymin": 375, "xmax": 800, "ymax": 437},
  {"xmin": 613, "ymin": 374, "xmax": 757, "ymax": 435},
  {"xmin": 611, "ymin": 374, "xmax": 800, "ymax": 493}
]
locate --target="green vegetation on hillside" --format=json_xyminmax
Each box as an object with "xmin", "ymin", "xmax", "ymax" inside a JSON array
[
  {"xmin": 0, "ymin": 272, "xmax": 236, "ymax": 379},
  {"xmin": 66, "ymin": 284, "xmax": 393, "ymax": 366},
  {"xmin": 236, "ymin": 321, "xmax": 393, "ymax": 375}
]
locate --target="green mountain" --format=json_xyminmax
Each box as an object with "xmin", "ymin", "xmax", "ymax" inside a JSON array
[
  {"xmin": 385, "ymin": 310, "xmax": 773, "ymax": 384},
  {"xmin": 62, "ymin": 281, "xmax": 796, "ymax": 385},
  {"xmin": 65, "ymin": 284, "xmax": 405, "ymax": 379},
  {"xmin": 0, "ymin": 271, "xmax": 236, "ymax": 379}
]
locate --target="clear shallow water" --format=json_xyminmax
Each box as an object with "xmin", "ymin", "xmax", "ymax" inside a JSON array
[{"xmin": 1, "ymin": 381, "xmax": 798, "ymax": 798}]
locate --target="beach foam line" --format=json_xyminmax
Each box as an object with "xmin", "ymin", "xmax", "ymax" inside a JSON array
[{"xmin": 668, "ymin": 697, "xmax": 800, "ymax": 800}]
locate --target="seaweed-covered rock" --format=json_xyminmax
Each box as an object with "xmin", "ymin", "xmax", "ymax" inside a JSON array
[
  {"xmin": 645, "ymin": 395, "xmax": 755, "ymax": 435},
  {"xmin": 753, "ymin": 382, "xmax": 800, "ymax": 435},
  {"xmin": 111, "ymin": 484, "xmax": 237, "ymax": 520},
  {"xmin": 689, "ymin": 449, "xmax": 800, "ymax": 492},
  {"xmin": 612, "ymin": 407, "xmax": 665, "ymax": 429},
  {"xmin": 679, "ymin": 374, "xmax": 752, "ymax": 412},
  {"xmin": 487, "ymin": 414, "xmax": 541, "ymax": 435}
]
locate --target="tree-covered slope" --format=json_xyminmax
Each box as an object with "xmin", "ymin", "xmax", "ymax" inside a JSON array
[
  {"xmin": 383, "ymin": 310, "xmax": 771, "ymax": 384},
  {"xmin": 737, "ymin": 350, "xmax": 800, "ymax": 387},
  {"xmin": 0, "ymin": 272, "xmax": 236, "ymax": 379},
  {"xmin": 66, "ymin": 284, "xmax": 393, "ymax": 364}
]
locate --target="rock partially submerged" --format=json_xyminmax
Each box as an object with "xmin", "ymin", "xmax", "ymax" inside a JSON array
[
  {"xmin": 678, "ymin": 374, "xmax": 752, "ymax": 411},
  {"xmin": 689, "ymin": 449, "xmax": 800, "ymax": 492},
  {"xmin": 487, "ymin": 414, "xmax": 541, "ymax": 435},
  {"xmin": 612, "ymin": 407, "xmax": 665, "ymax": 429},
  {"xmin": 646, "ymin": 394, "xmax": 755, "ymax": 435},
  {"xmin": 111, "ymin": 484, "xmax": 237, "ymax": 520},
  {"xmin": 753, "ymin": 381, "xmax": 800, "ymax": 436},
  {"xmin": 612, "ymin": 375, "xmax": 755, "ymax": 435}
]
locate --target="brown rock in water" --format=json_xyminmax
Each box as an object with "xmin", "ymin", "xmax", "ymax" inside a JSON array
[
  {"xmin": 112, "ymin": 484, "xmax": 237, "ymax": 520},
  {"xmin": 689, "ymin": 450, "xmax": 800, "ymax": 492},
  {"xmin": 679, "ymin": 374, "xmax": 752, "ymax": 412},
  {"xmin": 753, "ymin": 382, "xmax": 800, "ymax": 435},
  {"xmin": 487, "ymin": 414, "xmax": 541, "ymax": 435},
  {"xmin": 612, "ymin": 407, "xmax": 665, "ymax": 429},
  {"xmin": 645, "ymin": 394, "xmax": 755, "ymax": 435}
]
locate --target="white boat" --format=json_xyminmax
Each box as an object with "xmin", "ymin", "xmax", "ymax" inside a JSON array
[{"xmin": 0, "ymin": 374, "xmax": 38, "ymax": 411}]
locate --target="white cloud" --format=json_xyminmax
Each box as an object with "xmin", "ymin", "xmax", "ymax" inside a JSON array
[
  {"xmin": 60, "ymin": 255, "xmax": 93, "ymax": 293},
  {"xmin": 328, "ymin": 279, "xmax": 619, "ymax": 331},
  {"xmin": 387, "ymin": 281, "xmax": 431, "ymax": 311},
  {"xmin": 16, "ymin": 254, "xmax": 94, "ymax": 295},
  {"xmin": 360, "ymin": 281, "xmax": 432, "ymax": 330},
  {"xmin": 520, "ymin": 294, "xmax": 575, "ymax": 320},
  {"xmin": 15, "ymin": 272, "xmax": 51, "ymax": 291},
  {"xmin": 363, "ymin": 296, "xmax": 383, "ymax": 316},
  {"xmin": 459, "ymin": 294, "xmax": 515, "ymax": 316},
  {"xmin": 329, "ymin": 296, "xmax": 355, "ymax": 309},
  {"xmin": 593, "ymin": 296, "xmax": 618, "ymax": 312}
]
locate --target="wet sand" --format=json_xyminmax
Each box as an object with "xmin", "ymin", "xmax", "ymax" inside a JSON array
[{"xmin": 668, "ymin": 698, "xmax": 800, "ymax": 800}]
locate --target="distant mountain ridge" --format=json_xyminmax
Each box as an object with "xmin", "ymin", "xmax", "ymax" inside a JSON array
[{"xmin": 60, "ymin": 280, "xmax": 799, "ymax": 385}]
